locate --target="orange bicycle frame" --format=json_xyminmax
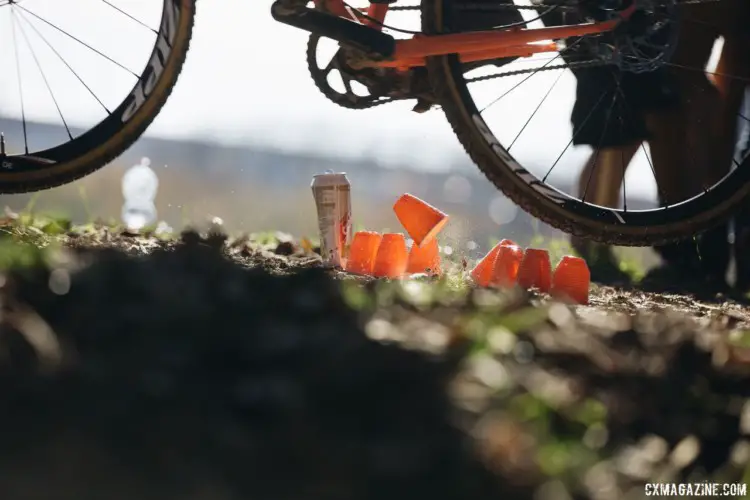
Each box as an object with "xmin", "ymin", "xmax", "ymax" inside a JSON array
[{"xmin": 313, "ymin": 0, "xmax": 636, "ymax": 70}]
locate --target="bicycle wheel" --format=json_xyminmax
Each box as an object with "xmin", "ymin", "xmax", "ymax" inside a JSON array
[
  {"xmin": 0, "ymin": 0, "xmax": 196, "ymax": 194},
  {"xmin": 422, "ymin": 0, "xmax": 750, "ymax": 246}
]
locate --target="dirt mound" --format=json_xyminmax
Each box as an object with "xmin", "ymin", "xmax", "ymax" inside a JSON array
[
  {"xmin": 0, "ymin": 231, "xmax": 529, "ymax": 500},
  {"xmin": 0, "ymin": 228, "xmax": 748, "ymax": 499}
]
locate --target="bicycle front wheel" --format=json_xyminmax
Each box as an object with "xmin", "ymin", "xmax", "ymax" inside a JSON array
[{"xmin": 0, "ymin": 0, "xmax": 196, "ymax": 193}]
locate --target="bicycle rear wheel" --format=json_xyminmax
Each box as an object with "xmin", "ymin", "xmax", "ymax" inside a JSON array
[
  {"xmin": 0, "ymin": 0, "xmax": 196, "ymax": 194},
  {"xmin": 423, "ymin": 0, "xmax": 750, "ymax": 246}
]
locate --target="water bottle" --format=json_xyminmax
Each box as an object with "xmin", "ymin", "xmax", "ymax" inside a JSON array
[{"xmin": 121, "ymin": 157, "xmax": 158, "ymax": 232}]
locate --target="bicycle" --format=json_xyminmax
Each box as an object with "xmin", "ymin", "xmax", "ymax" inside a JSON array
[
  {"xmin": 0, "ymin": 0, "xmax": 746, "ymax": 248},
  {"xmin": 269, "ymin": 0, "xmax": 750, "ymax": 246}
]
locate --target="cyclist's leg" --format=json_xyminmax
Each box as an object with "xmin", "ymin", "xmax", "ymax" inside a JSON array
[
  {"xmin": 570, "ymin": 143, "xmax": 640, "ymax": 283},
  {"xmin": 568, "ymin": 67, "xmax": 671, "ymax": 283},
  {"xmin": 545, "ymin": 0, "xmax": 725, "ymax": 285},
  {"xmin": 720, "ymin": 1, "xmax": 750, "ymax": 291},
  {"xmin": 671, "ymin": 0, "xmax": 743, "ymax": 191},
  {"xmin": 649, "ymin": 4, "xmax": 731, "ymax": 288},
  {"xmin": 543, "ymin": 0, "xmax": 639, "ymax": 281},
  {"xmin": 739, "ymin": 88, "xmax": 750, "ymax": 161},
  {"xmin": 713, "ymin": 4, "xmax": 750, "ymax": 187},
  {"xmin": 645, "ymin": 109, "xmax": 699, "ymax": 272},
  {"xmin": 576, "ymin": 145, "xmax": 639, "ymax": 209},
  {"xmin": 707, "ymin": 35, "xmax": 750, "ymax": 289},
  {"xmin": 734, "ymin": 149, "xmax": 750, "ymax": 292}
]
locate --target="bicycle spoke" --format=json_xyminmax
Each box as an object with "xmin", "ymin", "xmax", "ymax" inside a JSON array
[
  {"xmin": 10, "ymin": 7, "xmax": 28, "ymax": 154},
  {"xmin": 99, "ymin": 0, "xmax": 157, "ymax": 33},
  {"xmin": 0, "ymin": 0, "xmax": 178, "ymax": 177},
  {"xmin": 479, "ymin": 60, "xmax": 557, "ymax": 114},
  {"xmin": 13, "ymin": 8, "xmax": 72, "ymax": 140},
  {"xmin": 581, "ymin": 89, "xmax": 619, "ymax": 204},
  {"xmin": 15, "ymin": 3, "xmax": 140, "ymax": 78},
  {"xmin": 508, "ymin": 68, "xmax": 565, "ymax": 151},
  {"xmin": 610, "ymin": 70, "xmax": 671, "ymax": 205},
  {"xmin": 610, "ymin": 69, "xmax": 632, "ymax": 211},
  {"xmin": 478, "ymin": 36, "xmax": 585, "ymax": 114},
  {"xmin": 542, "ymin": 88, "xmax": 610, "ymax": 183},
  {"xmin": 17, "ymin": 9, "xmax": 110, "ymax": 115},
  {"xmin": 640, "ymin": 141, "xmax": 666, "ymax": 194},
  {"xmin": 609, "ymin": 75, "xmax": 633, "ymax": 212}
]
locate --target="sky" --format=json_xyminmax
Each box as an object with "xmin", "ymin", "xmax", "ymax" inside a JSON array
[{"xmin": 0, "ymin": 0, "xmax": 730, "ymax": 199}]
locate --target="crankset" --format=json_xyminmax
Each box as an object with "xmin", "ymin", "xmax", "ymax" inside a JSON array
[{"xmin": 306, "ymin": 34, "xmax": 439, "ymax": 112}]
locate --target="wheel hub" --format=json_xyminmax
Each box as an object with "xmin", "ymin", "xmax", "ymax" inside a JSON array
[{"xmin": 590, "ymin": 0, "xmax": 680, "ymax": 73}]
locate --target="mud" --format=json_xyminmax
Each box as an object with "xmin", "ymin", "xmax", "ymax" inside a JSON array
[{"xmin": 0, "ymin": 227, "xmax": 749, "ymax": 499}]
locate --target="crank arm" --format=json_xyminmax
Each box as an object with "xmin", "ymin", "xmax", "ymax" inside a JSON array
[{"xmin": 271, "ymin": 0, "xmax": 396, "ymax": 57}]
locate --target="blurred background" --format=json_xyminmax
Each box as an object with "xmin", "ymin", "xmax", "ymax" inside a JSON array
[{"xmin": 0, "ymin": 0, "xmax": 682, "ymax": 268}]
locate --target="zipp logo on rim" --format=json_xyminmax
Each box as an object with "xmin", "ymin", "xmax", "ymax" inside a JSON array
[
  {"xmin": 471, "ymin": 113, "xmax": 568, "ymax": 205},
  {"xmin": 121, "ymin": 0, "xmax": 180, "ymax": 123}
]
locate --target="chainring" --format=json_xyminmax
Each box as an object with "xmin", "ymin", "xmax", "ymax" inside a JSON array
[{"xmin": 306, "ymin": 33, "xmax": 395, "ymax": 109}]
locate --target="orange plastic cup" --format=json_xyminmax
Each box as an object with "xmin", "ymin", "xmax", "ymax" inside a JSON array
[
  {"xmin": 551, "ymin": 255, "xmax": 590, "ymax": 305},
  {"xmin": 345, "ymin": 231, "xmax": 383, "ymax": 275},
  {"xmin": 491, "ymin": 244, "xmax": 524, "ymax": 287},
  {"xmin": 407, "ymin": 237, "xmax": 441, "ymax": 275},
  {"xmin": 471, "ymin": 239, "xmax": 518, "ymax": 287},
  {"xmin": 393, "ymin": 193, "xmax": 449, "ymax": 247},
  {"xmin": 516, "ymin": 248, "xmax": 552, "ymax": 293},
  {"xmin": 372, "ymin": 233, "xmax": 409, "ymax": 278},
  {"xmin": 471, "ymin": 243, "xmax": 502, "ymax": 287}
]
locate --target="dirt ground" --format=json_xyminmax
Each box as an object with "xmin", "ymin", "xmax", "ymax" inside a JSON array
[{"xmin": 1, "ymin": 222, "xmax": 750, "ymax": 499}]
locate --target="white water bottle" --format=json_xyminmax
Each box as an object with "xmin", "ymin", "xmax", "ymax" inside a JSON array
[{"xmin": 121, "ymin": 157, "xmax": 158, "ymax": 232}]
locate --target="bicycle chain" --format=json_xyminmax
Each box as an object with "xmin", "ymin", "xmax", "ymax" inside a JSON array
[
  {"xmin": 308, "ymin": 0, "xmax": 724, "ymax": 110},
  {"xmin": 390, "ymin": 0, "xmax": 721, "ymax": 10},
  {"xmin": 465, "ymin": 58, "xmax": 604, "ymax": 82},
  {"xmin": 390, "ymin": 2, "xmax": 576, "ymax": 11}
]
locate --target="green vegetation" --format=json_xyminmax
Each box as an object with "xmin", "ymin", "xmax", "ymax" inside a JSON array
[{"xmin": 0, "ymin": 203, "xmax": 657, "ymax": 287}]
